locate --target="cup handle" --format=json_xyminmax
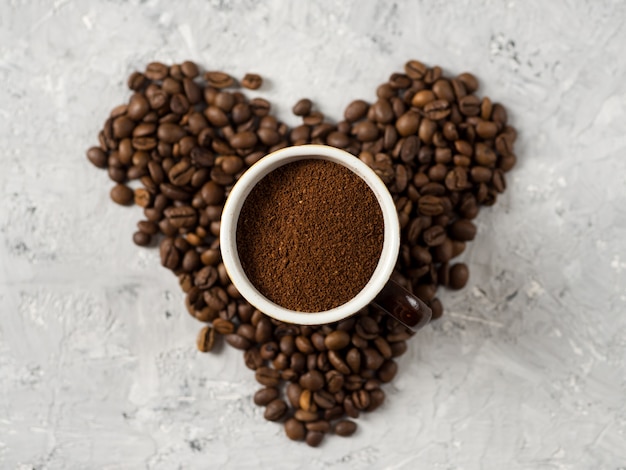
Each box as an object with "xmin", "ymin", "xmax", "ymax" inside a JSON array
[{"xmin": 372, "ymin": 280, "xmax": 432, "ymax": 331}]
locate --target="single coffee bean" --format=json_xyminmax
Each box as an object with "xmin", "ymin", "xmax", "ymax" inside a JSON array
[
  {"xmin": 86, "ymin": 146, "xmax": 107, "ymax": 168},
  {"xmin": 492, "ymin": 169, "xmax": 506, "ymax": 193},
  {"xmin": 325, "ymin": 370, "xmax": 344, "ymax": 393},
  {"xmin": 367, "ymin": 388, "xmax": 386, "ymax": 412},
  {"xmin": 328, "ymin": 350, "xmax": 351, "ymax": 375},
  {"xmin": 225, "ymin": 334, "xmax": 252, "ymax": 350},
  {"xmin": 285, "ymin": 382, "xmax": 303, "ymax": 409},
  {"xmin": 132, "ymin": 231, "xmax": 151, "ymax": 246},
  {"xmin": 404, "ymin": 59, "xmax": 427, "ymax": 79},
  {"xmin": 395, "ymin": 111, "xmax": 420, "ymax": 136},
  {"xmin": 457, "ymin": 72, "xmax": 479, "ymax": 93},
  {"xmin": 127, "ymin": 71, "xmax": 147, "ymax": 91},
  {"xmin": 324, "ymin": 330, "xmax": 350, "ymax": 351},
  {"xmin": 264, "ymin": 398, "xmax": 288, "ymax": 421},
  {"xmin": 196, "ymin": 326, "xmax": 216, "ymax": 353},
  {"xmin": 459, "ymin": 95, "xmax": 481, "ymax": 116},
  {"xmin": 423, "ymin": 99, "xmax": 451, "ymax": 120},
  {"xmin": 292, "ymin": 98, "xmax": 312, "ymax": 116},
  {"xmin": 212, "ymin": 317, "xmax": 235, "ymax": 335},
  {"xmin": 294, "ymin": 409, "xmax": 319, "ymax": 422},
  {"xmin": 344, "ymin": 99, "xmax": 369, "ymax": 122},
  {"xmin": 377, "ymin": 360, "xmax": 398, "ymax": 383},
  {"xmin": 475, "ymin": 142, "xmax": 497, "ymax": 167},
  {"xmin": 306, "ymin": 431, "xmax": 324, "ymax": 447},
  {"xmin": 306, "ymin": 420, "xmax": 331, "ymax": 433},
  {"xmin": 417, "ymin": 195, "xmax": 444, "ymax": 216},
  {"xmin": 204, "ymin": 71, "xmax": 234, "ymax": 88},
  {"xmin": 299, "ymin": 370, "xmax": 324, "ymax": 391},
  {"xmin": 390, "ymin": 341, "xmax": 408, "ymax": 357},
  {"xmin": 285, "ymin": 418, "xmax": 306, "ymax": 441},
  {"xmin": 110, "ymin": 184, "xmax": 134, "ymax": 205},
  {"xmin": 255, "ymin": 366, "xmax": 281, "ymax": 387},
  {"xmin": 242, "ymin": 73, "xmax": 263, "ymax": 90},
  {"xmin": 313, "ymin": 390, "xmax": 335, "ymax": 409},
  {"xmin": 145, "ymin": 61, "xmax": 168, "ymax": 80},
  {"xmin": 449, "ymin": 219, "xmax": 477, "ymax": 241},
  {"xmin": 449, "ymin": 263, "xmax": 469, "ymax": 289},
  {"xmin": 335, "ymin": 419, "xmax": 358, "ymax": 437},
  {"xmin": 423, "ymin": 225, "xmax": 446, "ymax": 246}
]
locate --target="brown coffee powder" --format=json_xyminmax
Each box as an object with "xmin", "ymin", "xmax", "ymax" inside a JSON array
[{"xmin": 236, "ymin": 159, "xmax": 384, "ymax": 312}]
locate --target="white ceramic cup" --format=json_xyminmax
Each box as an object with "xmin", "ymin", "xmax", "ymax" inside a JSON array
[{"xmin": 220, "ymin": 145, "xmax": 431, "ymax": 330}]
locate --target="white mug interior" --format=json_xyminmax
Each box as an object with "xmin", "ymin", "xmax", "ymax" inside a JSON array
[{"xmin": 220, "ymin": 144, "xmax": 400, "ymax": 326}]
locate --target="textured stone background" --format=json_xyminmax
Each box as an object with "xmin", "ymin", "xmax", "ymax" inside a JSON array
[{"xmin": 1, "ymin": 0, "xmax": 625, "ymax": 468}]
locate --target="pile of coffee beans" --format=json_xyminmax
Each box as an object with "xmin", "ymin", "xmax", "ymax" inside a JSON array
[{"xmin": 87, "ymin": 60, "xmax": 516, "ymax": 446}]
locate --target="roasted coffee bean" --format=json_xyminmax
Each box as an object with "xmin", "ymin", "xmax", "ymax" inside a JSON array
[
  {"xmin": 354, "ymin": 316, "xmax": 379, "ymax": 340},
  {"xmin": 250, "ymin": 97, "xmax": 270, "ymax": 116},
  {"xmin": 255, "ymin": 366, "xmax": 281, "ymax": 387},
  {"xmin": 242, "ymin": 73, "xmax": 262, "ymax": 90},
  {"xmin": 264, "ymin": 398, "xmax": 288, "ymax": 421},
  {"xmin": 335, "ymin": 420, "xmax": 357, "ymax": 437},
  {"xmin": 324, "ymin": 330, "xmax": 350, "ymax": 350},
  {"xmin": 145, "ymin": 61, "xmax": 168, "ymax": 80},
  {"xmin": 346, "ymin": 348, "xmax": 361, "ymax": 374},
  {"xmin": 367, "ymin": 388, "xmax": 386, "ymax": 412},
  {"xmin": 313, "ymin": 390, "xmax": 335, "ymax": 410},
  {"xmin": 294, "ymin": 335, "xmax": 315, "ymax": 355},
  {"xmin": 212, "ymin": 317, "xmax": 234, "ymax": 335},
  {"xmin": 254, "ymin": 387, "xmax": 279, "ymax": 407},
  {"xmin": 328, "ymin": 350, "xmax": 351, "ymax": 375},
  {"xmin": 363, "ymin": 348, "xmax": 384, "ymax": 371},
  {"xmin": 377, "ymin": 360, "xmax": 398, "ymax": 383},
  {"xmin": 449, "ymin": 219, "xmax": 477, "ymax": 241},
  {"xmin": 110, "ymin": 184, "xmax": 134, "ymax": 205},
  {"xmin": 405, "ymin": 60, "xmax": 427, "ymax": 79},
  {"xmin": 390, "ymin": 341, "xmax": 408, "ymax": 357},
  {"xmin": 226, "ymin": 334, "xmax": 252, "ymax": 350},
  {"xmin": 285, "ymin": 382, "xmax": 302, "ymax": 409},
  {"xmin": 292, "ymin": 98, "xmax": 312, "ymax": 116},
  {"xmin": 417, "ymin": 195, "xmax": 444, "ymax": 216},
  {"xmin": 423, "ymin": 100, "xmax": 450, "ymax": 120},
  {"xmin": 164, "ymin": 206, "xmax": 197, "ymax": 229},
  {"xmin": 204, "ymin": 71, "xmax": 233, "ymax": 88},
  {"xmin": 344, "ymin": 99, "xmax": 369, "ymax": 122},
  {"xmin": 285, "ymin": 418, "xmax": 306, "ymax": 441},
  {"xmin": 449, "ymin": 263, "xmax": 469, "ymax": 289},
  {"xmin": 86, "ymin": 146, "xmax": 108, "ymax": 168},
  {"xmin": 306, "ymin": 420, "xmax": 331, "ymax": 433},
  {"xmin": 127, "ymin": 71, "xmax": 147, "ymax": 91},
  {"xmin": 458, "ymin": 72, "xmax": 479, "ymax": 93},
  {"xmin": 492, "ymin": 169, "xmax": 506, "ymax": 193},
  {"xmin": 132, "ymin": 231, "xmax": 151, "ymax": 246},
  {"xmin": 294, "ymin": 409, "xmax": 319, "ymax": 422},
  {"xmin": 444, "ymin": 167, "xmax": 468, "ymax": 191},
  {"xmin": 423, "ymin": 225, "xmax": 446, "ymax": 246},
  {"xmin": 237, "ymin": 323, "xmax": 256, "ymax": 342},
  {"xmin": 299, "ymin": 370, "xmax": 324, "ymax": 391},
  {"xmin": 196, "ymin": 326, "xmax": 216, "ymax": 353},
  {"xmin": 459, "ymin": 95, "xmax": 481, "ymax": 116},
  {"xmin": 325, "ymin": 370, "xmax": 344, "ymax": 393},
  {"xmin": 306, "ymin": 431, "xmax": 324, "ymax": 447},
  {"xmin": 475, "ymin": 142, "xmax": 497, "ymax": 167},
  {"xmin": 395, "ymin": 111, "xmax": 420, "ymax": 136}
]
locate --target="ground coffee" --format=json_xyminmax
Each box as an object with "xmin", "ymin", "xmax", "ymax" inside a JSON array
[{"xmin": 236, "ymin": 159, "xmax": 384, "ymax": 312}]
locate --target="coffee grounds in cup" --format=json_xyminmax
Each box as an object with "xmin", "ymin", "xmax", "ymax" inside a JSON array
[{"xmin": 236, "ymin": 159, "xmax": 384, "ymax": 312}]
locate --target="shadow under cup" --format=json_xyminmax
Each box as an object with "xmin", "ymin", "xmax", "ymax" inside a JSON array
[{"xmin": 220, "ymin": 145, "xmax": 431, "ymax": 330}]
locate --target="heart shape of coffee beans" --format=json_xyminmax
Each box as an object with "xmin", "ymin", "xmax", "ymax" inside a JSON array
[{"xmin": 86, "ymin": 59, "xmax": 517, "ymax": 446}]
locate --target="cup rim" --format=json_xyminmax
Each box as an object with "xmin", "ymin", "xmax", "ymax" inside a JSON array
[{"xmin": 220, "ymin": 144, "xmax": 400, "ymax": 325}]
